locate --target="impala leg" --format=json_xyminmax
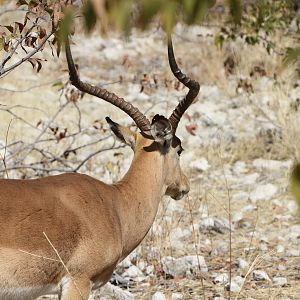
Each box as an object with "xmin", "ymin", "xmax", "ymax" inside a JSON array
[{"xmin": 59, "ymin": 277, "xmax": 92, "ymax": 300}]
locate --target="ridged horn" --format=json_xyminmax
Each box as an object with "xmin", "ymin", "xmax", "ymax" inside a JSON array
[
  {"xmin": 65, "ymin": 37, "xmax": 151, "ymax": 133},
  {"xmin": 167, "ymin": 37, "xmax": 200, "ymax": 133}
]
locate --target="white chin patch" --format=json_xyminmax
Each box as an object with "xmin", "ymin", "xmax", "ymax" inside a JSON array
[{"xmin": 151, "ymin": 127, "xmax": 172, "ymax": 144}]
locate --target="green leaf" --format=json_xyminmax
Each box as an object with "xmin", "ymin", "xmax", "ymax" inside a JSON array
[
  {"xmin": 283, "ymin": 47, "xmax": 300, "ymax": 67},
  {"xmin": 112, "ymin": 0, "xmax": 132, "ymax": 35},
  {"xmin": 291, "ymin": 164, "xmax": 300, "ymax": 213},
  {"xmin": 161, "ymin": 1, "xmax": 178, "ymax": 35},
  {"xmin": 245, "ymin": 36, "xmax": 258, "ymax": 45},
  {"xmin": 0, "ymin": 36, "xmax": 4, "ymax": 51},
  {"xmin": 83, "ymin": 0, "xmax": 97, "ymax": 32},
  {"xmin": 138, "ymin": 0, "xmax": 164, "ymax": 30},
  {"xmin": 58, "ymin": 9, "xmax": 74, "ymax": 44},
  {"xmin": 214, "ymin": 34, "xmax": 225, "ymax": 49},
  {"xmin": 228, "ymin": 0, "xmax": 242, "ymax": 25}
]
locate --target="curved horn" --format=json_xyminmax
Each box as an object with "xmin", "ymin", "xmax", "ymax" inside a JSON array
[
  {"xmin": 168, "ymin": 37, "xmax": 200, "ymax": 133},
  {"xmin": 65, "ymin": 38, "xmax": 151, "ymax": 133}
]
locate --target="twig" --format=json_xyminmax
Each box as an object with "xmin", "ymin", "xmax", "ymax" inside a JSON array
[
  {"xmin": 73, "ymin": 144, "xmax": 125, "ymax": 172},
  {"xmin": 43, "ymin": 232, "xmax": 85, "ymax": 300},
  {"xmin": 0, "ymin": 80, "xmax": 59, "ymax": 93},
  {"xmin": 234, "ymin": 250, "xmax": 275, "ymax": 299},
  {"xmin": 18, "ymin": 249, "xmax": 60, "ymax": 262},
  {"xmin": 224, "ymin": 172, "xmax": 232, "ymax": 300},
  {"xmin": 187, "ymin": 195, "xmax": 206, "ymax": 299},
  {"xmin": 0, "ymin": 24, "xmax": 36, "ymax": 70},
  {"xmin": 0, "ymin": 30, "xmax": 54, "ymax": 78},
  {"xmin": 2, "ymin": 118, "xmax": 14, "ymax": 179}
]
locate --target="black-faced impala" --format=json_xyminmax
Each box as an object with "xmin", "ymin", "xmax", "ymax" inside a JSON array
[{"xmin": 0, "ymin": 35, "xmax": 200, "ymax": 299}]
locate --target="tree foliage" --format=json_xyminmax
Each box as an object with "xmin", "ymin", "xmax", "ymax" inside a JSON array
[{"xmin": 0, "ymin": 0, "xmax": 299, "ymax": 78}]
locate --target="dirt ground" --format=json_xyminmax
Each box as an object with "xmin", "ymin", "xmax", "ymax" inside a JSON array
[{"xmin": 1, "ymin": 10, "xmax": 300, "ymax": 300}]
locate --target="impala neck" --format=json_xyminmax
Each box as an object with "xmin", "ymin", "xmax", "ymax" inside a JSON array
[{"xmin": 113, "ymin": 138, "xmax": 166, "ymax": 259}]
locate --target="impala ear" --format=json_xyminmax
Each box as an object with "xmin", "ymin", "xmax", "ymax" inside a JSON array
[
  {"xmin": 106, "ymin": 117, "xmax": 136, "ymax": 148},
  {"xmin": 151, "ymin": 114, "xmax": 173, "ymax": 147}
]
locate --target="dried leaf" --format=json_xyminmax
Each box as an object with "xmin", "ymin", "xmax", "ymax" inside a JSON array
[
  {"xmin": 27, "ymin": 58, "xmax": 37, "ymax": 70},
  {"xmin": 14, "ymin": 22, "xmax": 24, "ymax": 34},
  {"xmin": 185, "ymin": 123, "xmax": 198, "ymax": 136},
  {"xmin": 3, "ymin": 25, "xmax": 14, "ymax": 33}
]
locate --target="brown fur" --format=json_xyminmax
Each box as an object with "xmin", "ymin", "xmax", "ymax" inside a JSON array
[{"xmin": 0, "ymin": 130, "xmax": 189, "ymax": 299}]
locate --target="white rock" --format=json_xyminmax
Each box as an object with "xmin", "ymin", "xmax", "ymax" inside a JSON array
[
  {"xmin": 232, "ymin": 212, "xmax": 244, "ymax": 224},
  {"xmin": 164, "ymin": 199, "xmax": 185, "ymax": 213},
  {"xmin": 189, "ymin": 157, "xmax": 210, "ymax": 172},
  {"xmin": 146, "ymin": 265, "xmax": 154, "ymax": 275},
  {"xmin": 171, "ymin": 293, "xmax": 184, "ymax": 300},
  {"xmin": 253, "ymin": 159, "xmax": 292, "ymax": 171},
  {"xmin": 273, "ymin": 277, "xmax": 288, "ymax": 286},
  {"xmin": 276, "ymin": 245, "xmax": 285, "ymax": 253},
  {"xmin": 226, "ymin": 276, "xmax": 243, "ymax": 292},
  {"xmin": 122, "ymin": 265, "xmax": 144, "ymax": 281},
  {"xmin": 286, "ymin": 249, "xmax": 300, "ymax": 257},
  {"xmin": 213, "ymin": 273, "xmax": 229, "ymax": 285},
  {"xmin": 253, "ymin": 270, "xmax": 271, "ymax": 281},
  {"xmin": 118, "ymin": 256, "xmax": 132, "ymax": 268},
  {"xmin": 290, "ymin": 225, "xmax": 300, "ymax": 235},
  {"xmin": 239, "ymin": 173, "xmax": 259, "ymax": 186},
  {"xmin": 169, "ymin": 227, "xmax": 191, "ymax": 248},
  {"xmin": 162, "ymin": 255, "xmax": 208, "ymax": 277},
  {"xmin": 260, "ymin": 243, "xmax": 268, "ymax": 251},
  {"xmin": 232, "ymin": 191, "xmax": 249, "ymax": 202},
  {"xmin": 241, "ymin": 204, "xmax": 257, "ymax": 212},
  {"xmin": 237, "ymin": 258, "xmax": 249, "ymax": 269},
  {"xmin": 249, "ymin": 184, "xmax": 278, "ymax": 202},
  {"xmin": 151, "ymin": 223, "xmax": 163, "ymax": 237},
  {"xmin": 152, "ymin": 292, "xmax": 166, "ymax": 300},
  {"xmin": 199, "ymin": 217, "xmax": 230, "ymax": 234},
  {"xmin": 286, "ymin": 200, "xmax": 298, "ymax": 213},
  {"xmin": 232, "ymin": 161, "xmax": 247, "ymax": 175},
  {"xmin": 137, "ymin": 260, "xmax": 146, "ymax": 271},
  {"xmin": 277, "ymin": 264, "xmax": 287, "ymax": 271},
  {"xmin": 94, "ymin": 282, "xmax": 134, "ymax": 300}
]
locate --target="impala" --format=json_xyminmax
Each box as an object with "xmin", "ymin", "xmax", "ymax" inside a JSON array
[{"xmin": 0, "ymin": 35, "xmax": 200, "ymax": 299}]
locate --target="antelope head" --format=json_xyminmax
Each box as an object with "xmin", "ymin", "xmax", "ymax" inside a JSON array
[{"xmin": 65, "ymin": 37, "xmax": 200, "ymax": 201}]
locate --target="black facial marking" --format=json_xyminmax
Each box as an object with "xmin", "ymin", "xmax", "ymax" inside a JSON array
[
  {"xmin": 172, "ymin": 135, "xmax": 182, "ymax": 148},
  {"xmin": 144, "ymin": 134, "xmax": 183, "ymax": 156}
]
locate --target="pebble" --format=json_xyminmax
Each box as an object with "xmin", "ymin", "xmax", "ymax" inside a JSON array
[
  {"xmin": 213, "ymin": 273, "xmax": 229, "ymax": 285},
  {"xmin": 171, "ymin": 293, "xmax": 184, "ymax": 300},
  {"xmin": 286, "ymin": 249, "xmax": 300, "ymax": 257},
  {"xmin": 276, "ymin": 245, "xmax": 285, "ymax": 253},
  {"xmin": 273, "ymin": 277, "xmax": 288, "ymax": 286},
  {"xmin": 226, "ymin": 276, "xmax": 243, "ymax": 292},
  {"xmin": 122, "ymin": 265, "xmax": 144, "ymax": 282},
  {"xmin": 252, "ymin": 159, "xmax": 292, "ymax": 171},
  {"xmin": 189, "ymin": 157, "xmax": 210, "ymax": 172},
  {"xmin": 199, "ymin": 217, "xmax": 230, "ymax": 234},
  {"xmin": 94, "ymin": 282, "xmax": 134, "ymax": 300},
  {"xmin": 237, "ymin": 258, "xmax": 249, "ymax": 269},
  {"xmin": 162, "ymin": 255, "xmax": 208, "ymax": 277},
  {"xmin": 232, "ymin": 161, "xmax": 247, "ymax": 175},
  {"xmin": 151, "ymin": 291, "xmax": 166, "ymax": 300},
  {"xmin": 249, "ymin": 184, "xmax": 278, "ymax": 202},
  {"xmin": 253, "ymin": 270, "xmax": 271, "ymax": 281}
]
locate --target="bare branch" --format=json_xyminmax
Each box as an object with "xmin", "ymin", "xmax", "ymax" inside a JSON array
[{"xmin": 0, "ymin": 31, "xmax": 54, "ymax": 78}]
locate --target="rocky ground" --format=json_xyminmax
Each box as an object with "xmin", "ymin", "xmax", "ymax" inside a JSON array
[{"xmin": 1, "ymin": 20, "xmax": 300, "ymax": 300}]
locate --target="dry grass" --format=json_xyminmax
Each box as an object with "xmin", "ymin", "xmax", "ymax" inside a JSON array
[{"xmin": 1, "ymin": 6, "xmax": 300, "ymax": 298}]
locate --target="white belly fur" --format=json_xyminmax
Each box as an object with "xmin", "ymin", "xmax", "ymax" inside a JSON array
[{"xmin": 0, "ymin": 285, "xmax": 58, "ymax": 300}]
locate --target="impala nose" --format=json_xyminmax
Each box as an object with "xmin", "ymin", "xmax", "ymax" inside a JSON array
[{"xmin": 181, "ymin": 174, "xmax": 190, "ymax": 195}]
